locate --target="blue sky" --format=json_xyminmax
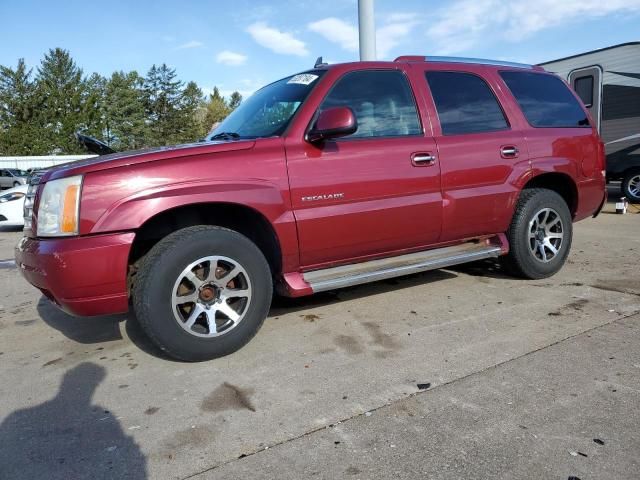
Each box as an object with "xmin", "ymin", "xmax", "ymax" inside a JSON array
[{"xmin": 1, "ymin": 0, "xmax": 639, "ymax": 99}]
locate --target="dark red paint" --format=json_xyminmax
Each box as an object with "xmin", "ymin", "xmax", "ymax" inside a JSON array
[{"xmin": 15, "ymin": 59, "xmax": 606, "ymax": 316}]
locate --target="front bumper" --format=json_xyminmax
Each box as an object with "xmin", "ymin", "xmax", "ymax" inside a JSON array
[{"xmin": 15, "ymin": 232, "xmax": 134, "ymax": 316}]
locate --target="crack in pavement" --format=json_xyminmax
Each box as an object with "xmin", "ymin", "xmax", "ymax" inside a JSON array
[{"xmin": 180, "ymin": 307, "xmax": 640, "ymax": 480}]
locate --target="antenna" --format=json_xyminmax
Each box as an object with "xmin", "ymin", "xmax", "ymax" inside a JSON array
[{"xmin": 314, "ymin": 56, "xmax": 328, "ymax": 68}]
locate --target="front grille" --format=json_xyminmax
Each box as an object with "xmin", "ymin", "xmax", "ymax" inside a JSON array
[{"xmin": 24, "ymin": 171, "xmax": 44, "ymax": 233}]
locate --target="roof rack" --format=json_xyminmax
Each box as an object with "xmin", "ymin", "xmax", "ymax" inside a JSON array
[{"xmin": 394, "ymin": 55, "xmax": 536, "ymax": 70}]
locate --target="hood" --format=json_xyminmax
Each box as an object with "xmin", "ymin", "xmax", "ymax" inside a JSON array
[
  {"xmin": 75, "ymin": 132, "xmax": 116, "ymax": 155},
  {"xmin": 44, "ymin": 140, "xmax": 256, "ymax": 182}
]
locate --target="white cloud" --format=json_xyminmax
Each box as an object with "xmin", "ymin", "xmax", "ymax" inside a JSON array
[
  {"xmin": 427, "ymin": 0, "xmax": 640, "ymax": 55},
  {"xmin": 377, "ymin": 21, "xmax": 417, "ymax": 58},
  {"xmin": 307, "ymin": 15, "xmax": 419, "ymax": 59},
  {"xmin": 216, "ymin": 50, "xmax": 247, "ymax": 66},
  {"xmin": 247, "ymin": 22, "xmax": 309, "ymax": 56},
  {"xmin": 308, "ymin": 18, "xmax": 359, "ymax": 52},
  {"xmin": 175, "ymin": 40, "xmax": 204, "ymax": 50},
  {"xmin": 387, "ymin": 13, "xmax": 418, "ymax": 23}
]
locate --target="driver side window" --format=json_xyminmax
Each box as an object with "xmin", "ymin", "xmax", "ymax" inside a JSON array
[{"xmin": 318, "ymin": 70, "xmax": 422, "ymax": 138}]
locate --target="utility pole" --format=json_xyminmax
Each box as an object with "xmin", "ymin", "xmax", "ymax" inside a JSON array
[{"xmin": 358, "ymin": 0, "xmax": 376, "ymax": 61}]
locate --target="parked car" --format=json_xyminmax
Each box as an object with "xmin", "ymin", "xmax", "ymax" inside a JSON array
[
  {"xmin": 0, "ymin": 169, "xmax": 28, "ymax": 189},
  {"xmin": 539, "ymin": 42, "xmax": 640, "ymax": 202},
  {"xmin": 0, "ymin": 184, "xmax": 27, "ymax": 227},
  {"xmin": 15, "ymin": 56, "xmax": 606, "ymax": 361}
]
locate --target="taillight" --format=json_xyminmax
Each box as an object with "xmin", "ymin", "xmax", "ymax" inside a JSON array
[{"xmin": 598, "ymin": 140, "xmax": 606, "ymax": 178}]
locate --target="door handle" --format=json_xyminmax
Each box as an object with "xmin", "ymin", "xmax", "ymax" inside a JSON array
[
  {"xmin": 500, "ymin": 146, "xmax": 519, "ymax": 158},
  {"xmin": 412, "ymin": 153, "xmax": 437, "ymax": 166}
]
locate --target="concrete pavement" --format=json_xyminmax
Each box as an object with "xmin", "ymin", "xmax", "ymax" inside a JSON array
[{"xmin": 0, "ymin": 191, "xmax": 638, "ymax": 479}]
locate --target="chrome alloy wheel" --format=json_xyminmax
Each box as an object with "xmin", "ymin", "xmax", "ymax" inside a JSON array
[
  {"xmin": 171, "ymin": 256, "xmax": 252, "ymax": 338},
  {"xmin": 628, "ymin": 174, "xmax": 640, "ymax": 199},
  {"xmin": 528, "ymin": 208, "xmax": 564, "ymax": 263}
]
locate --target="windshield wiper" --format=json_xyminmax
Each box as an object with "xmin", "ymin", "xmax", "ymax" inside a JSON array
[{"xmin": 209, "ymin": 132, "xmax": 241, "ymax": 141}]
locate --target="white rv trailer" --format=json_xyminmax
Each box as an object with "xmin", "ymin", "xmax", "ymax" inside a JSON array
[{"xmin": 539, "ymin": 42, "xmax": 640, "ymax": 202}]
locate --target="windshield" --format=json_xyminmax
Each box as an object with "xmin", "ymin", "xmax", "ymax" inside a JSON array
[
  {"xmin": 207, "ymin": 71, "xmax": 325, "ymax": 140},
  {"xmin": 7, "ymin": 169, "xmax": 27, "ymax": 177}
]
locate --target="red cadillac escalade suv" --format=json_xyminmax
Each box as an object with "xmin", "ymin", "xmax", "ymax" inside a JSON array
[{"xmin": 16, "ymin": 56, "xmax": 606, "ymax": 361}]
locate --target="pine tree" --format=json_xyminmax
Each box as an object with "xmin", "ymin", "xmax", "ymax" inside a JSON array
[
  {"xmin": 81, "ymin": 72, "xmax": 107, "ymax": 140},
  {"xmin": 1, "ymin": 50, "xmax": 249, "ymax": 154},
  {"xmin": 143, "ymin": 64, "xmax": 183, "ymax": 146},
  {"xmin": 204, "ymin": 87, "xmax": 230, "ymax": 132},
  {"xmin": 0, "ymin": 59, "xmax": 41, "ymax": 155},
  {"xmin": 35, "ymin": 48, "xmax": 87, "ymax": 154},
  {"xmin": 228, "ymin": 91, "xmax": 242, "ymax": 110},
  {"xmin": 104, "ymin": 71, "xmax": 147, "ymax": 150},
  {"xmin": 176, "ymin": 81, "xmax": 207, "ymax": 143}
]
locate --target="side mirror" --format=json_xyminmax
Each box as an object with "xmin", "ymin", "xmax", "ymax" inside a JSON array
[{"xmin": 307, "ymin": 106, "xmax": 357, "ymax": 143}]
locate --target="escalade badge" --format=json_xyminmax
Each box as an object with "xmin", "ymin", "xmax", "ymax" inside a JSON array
[{"xmin": 301, "ymin": 193, "xmax": 345, "ymax": 202}]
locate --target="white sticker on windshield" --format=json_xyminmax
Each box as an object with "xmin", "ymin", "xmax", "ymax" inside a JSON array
[{"xmin": 287, "ymin": 74, "xmax": 319, "ymax": 85}]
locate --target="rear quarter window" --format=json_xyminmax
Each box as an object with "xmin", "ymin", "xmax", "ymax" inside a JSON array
[{"xmin": 499, "ymin": 71, "xmax": 590, "ymax": 128}]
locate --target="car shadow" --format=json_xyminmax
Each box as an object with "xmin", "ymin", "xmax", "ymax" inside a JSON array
[
  {"xmin": 0, "ymin": 362, "xmax": 148, "ymax": 480},
  {"xmin": 446, "ymin": 258, "xmax": 514, "ymax": 280},
  {"xmin": 36, "ymin": 297, "xmax": 175, "ymax": 361},
  {"xmin": 270, "ymin": 268, "xmax": 458, "ymax": 315},
  {"xmin": 36, "ymin": 269, "xmax": 459, "ymax": 360}
]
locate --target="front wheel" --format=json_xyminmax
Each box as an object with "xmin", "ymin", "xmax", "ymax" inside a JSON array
[
  {"xmin": 13, "ymin": 181, "xmax": 19, "ymax": 188},
  {"xmin": 622, "ymin": 169, "xmax": 640, "ymax": 203},
  {"xmin": 133, "ymin": 225, "xmax": 273, "ymax": 361},
  {"xmin": 501, "ymin": 188, "xmax": 573, "ymax": 279}
]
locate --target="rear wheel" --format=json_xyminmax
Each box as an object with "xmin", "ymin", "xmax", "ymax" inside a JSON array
[
  {"xmin": 622, "ymin": 169, "xmax": 640, "ymax": 203},
  {"xmin": 501, "ymin": 188, "xmax": 572, "ymax": 279},
  {"xmin": 133, "ymin": 225, "xmax": 273, "ymax": 361}
]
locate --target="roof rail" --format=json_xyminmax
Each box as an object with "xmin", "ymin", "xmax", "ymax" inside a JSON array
[{"xmin": 394, "ymin": 55, "xmax": 537, "ymax": 70}]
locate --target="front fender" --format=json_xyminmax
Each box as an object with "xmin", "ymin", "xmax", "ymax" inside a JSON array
[
  {"xmin": 89, "ymin": 178, "xmax": 290, "ymax": 233},
  {"xmin": 80, "ymin": 176, "xmax": 300, "ymax": 272}
]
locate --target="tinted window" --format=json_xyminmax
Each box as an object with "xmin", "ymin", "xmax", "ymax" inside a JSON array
[
  {"xmin": 425, "ymin": 71, "xmax": 509, "ymax": 135},
  {"xmin": 500, "ymin": 71, "xmax": 590, "ymax": 127},
  {"xmin": 573, "ymin": 75, "xmax": 594, "ymax": 107},
  {"xmin": 319, "ymin": 70, "xmax": 421, "ymax": 138}
]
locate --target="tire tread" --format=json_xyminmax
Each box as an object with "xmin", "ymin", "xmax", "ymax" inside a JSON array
[
  {"xmin": 132, "ymin": 225, "xmax": 272, "ymax": 361},
  {"xmin": 501, "ymin": 188, "xmax": 572, "ymax": 279}
]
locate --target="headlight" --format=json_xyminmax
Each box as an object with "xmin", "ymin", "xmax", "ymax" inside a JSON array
[
  {"xmin": 0, "ymin": 192, "xmax": 25, "ymax": 203},
  {"xmin": 37, "ymin": 175, "xmax": 82, "ymax": 237}
]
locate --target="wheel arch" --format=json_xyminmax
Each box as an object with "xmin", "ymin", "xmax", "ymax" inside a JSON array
[
  {"xmin": 521, "ymin": 172, "xmax": 578, "ymax": 216},
  {"xmin": 128, "ymin": 202, "xmax": 283, "ymax": 278}
]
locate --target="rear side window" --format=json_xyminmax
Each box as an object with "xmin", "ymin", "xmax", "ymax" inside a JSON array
[
  {"xmin": 500, "ymin": 71, "xmax": 590, "ymax": 127},
  {"xmin": 573, "ymin": 75, "xmax": 594, "ymax": 107},
  {"xmin": 319, "ymin": 70, "xmax": 421, "ymax": 138},
  {"xmin": 425, "ymin": 71, "xmax": 509, "ymax": 135}
]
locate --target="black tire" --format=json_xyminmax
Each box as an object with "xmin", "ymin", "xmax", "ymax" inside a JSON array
[
  {"xmin": 13, "ymin": 181, "xmax": 19, "ymax": 188},
  {"xmin": 133, "ymin": 225, "xmax": 273, "ymax": 361},
  {"xmin": 621, "ymin": 169, "xmax": 640, "ymax": 203},
  {"xmin": 501, "ymin": 188, "xmax": 572, "ymax": 279}
]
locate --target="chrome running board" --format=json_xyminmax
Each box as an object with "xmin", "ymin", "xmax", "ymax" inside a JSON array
[{"xmin": 303, "ymin": 241, "xmax": 503, "ymax": 293}]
